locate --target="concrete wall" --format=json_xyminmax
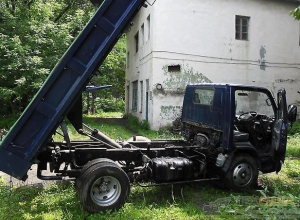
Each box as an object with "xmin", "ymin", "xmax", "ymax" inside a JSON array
[{"xmin": 126, "ymin": 0, "xmax": 300, "ymax": 130}]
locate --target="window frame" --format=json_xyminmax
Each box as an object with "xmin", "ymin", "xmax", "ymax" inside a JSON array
[
  {"xmin": 168, "ymin": 65, "xmax": 181, "ymax": 72},
  {"xmin": 140, "ymin": 80, "xmax": 143, "ymax": 113},
  {"xmin": 147, "ymin": 15, "xmax": 151, "ymax": 41},
  {"xmin": 134, "ymin": 31, "xmax": 139, "ymax": 53},
  {"xmin": 235, "ymin": 15, "xmax": 250, "ymax": 41},
  {"xmin": 126, "ymin": 51, "xmax": 130, "ymax": 68},
  {"xmin": 141, "ymin": 23, "xmax": 144, "ymax": 46},
  {"xmin": 132, "ymin": 81, "xmax": 138, "ymax": 111},
  {"xmin": 193, "ymin": 88, "xmax": 215, "ymax": 106}
]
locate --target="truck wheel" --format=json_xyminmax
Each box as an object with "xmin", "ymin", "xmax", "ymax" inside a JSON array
[
  {"xmin": 225, "ymin": 154, "xmax": 258, "ymax": 191},
  {"xmin": 78, "ymin": 161, "xmax": 130, "ymax": 213},
  {"xmin": 75, "ymin": 158, "xmax": 115, "ymax": 190}
]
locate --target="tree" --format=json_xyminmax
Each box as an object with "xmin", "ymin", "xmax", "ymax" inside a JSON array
[
  {"xmin": 84, "ymin": 35, "xmax": 127, "ymax": 114},
  {"xmin": 98, "ymin": 35, "xmax": 127, "ymax": 100},
  {"xmin": 291, "ymin": 6, "xmax": 300, "ymax": 20},
  {"xmin": 0, "ymin": 0, "xmax": 126, "ymax": 116},
  {"xmin": 0, "ymin": 0, "xmax": 95, "ymax": 115}
]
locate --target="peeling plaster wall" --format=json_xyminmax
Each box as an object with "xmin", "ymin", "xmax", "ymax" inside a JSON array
[
  {"xmin": 149, "ymin": 59, "xmax": 213, "ymax": 129},
  {"xmin": 126, "ymin": 0, "xmax": 300, "ymax": 130}
]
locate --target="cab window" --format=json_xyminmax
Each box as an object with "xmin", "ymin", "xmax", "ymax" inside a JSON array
[
  {"xmin": 194, "ymin": 89, "xmax": 214, "ymax": 105},
  {"xmin": 235, "ymin": 90, "xmax": 274, "ymax": 117}
]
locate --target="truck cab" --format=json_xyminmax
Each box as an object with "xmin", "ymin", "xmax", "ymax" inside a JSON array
[{"xmin": 181, "ymin": 83, "xmax": 297, "ymax": 190}]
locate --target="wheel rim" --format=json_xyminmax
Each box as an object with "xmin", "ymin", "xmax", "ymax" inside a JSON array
[
  {"xmin": 90, "ymin": 176, "xmax": 121, "ymax": 207},
  {"xmin": 232, "ymin": 163, "xmax": 253, "ymax": 187}
]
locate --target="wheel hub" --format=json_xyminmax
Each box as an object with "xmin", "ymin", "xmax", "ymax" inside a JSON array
[
  {"xmin": 232, "ymin": 163, "xmax": 253, "ymax": 187},
  {"xmin": 91, "ymin": 176, "xmax": 121, "ymax": 206},
  {"xmin": 100, "ymin": 182, "xmax": 108, "ymax": 192}
]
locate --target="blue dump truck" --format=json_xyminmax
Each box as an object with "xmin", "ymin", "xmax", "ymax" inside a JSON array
[{"xmin": 0, "ymin": 0, "xmax": 297, "ymax": 213}]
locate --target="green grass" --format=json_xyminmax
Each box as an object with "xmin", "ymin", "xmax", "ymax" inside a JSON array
[
  {"xmin": 52, "ymin": 114, "xmax": 181, "ymax": 142},
  {"xmin": 2, "ymin": 167, "xmax": 299, "ymax": 220},
  {"xmin": 1, "ymin": 114, "xmax": 300, "ymax": 219},
  {"xmin": 287, "ymin": 134, "xmax": 300, "ymax": 157},
  {"xmin": 83, "ymin": 112, "xmax": 124, "ymax": 118},
  {"xmin": 287, "ymin": 119, "xmax": 300, "ymax": 157}
]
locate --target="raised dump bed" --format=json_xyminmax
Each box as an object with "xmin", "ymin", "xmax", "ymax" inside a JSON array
[{"xmin": 0, "ymin": 0, "xmax": 146, "ymax": 180}]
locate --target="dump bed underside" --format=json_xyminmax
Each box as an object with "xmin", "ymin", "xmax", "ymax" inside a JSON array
[{"xmin": 0, "ymin": 0, "xmax": 146, "ymax": 180}]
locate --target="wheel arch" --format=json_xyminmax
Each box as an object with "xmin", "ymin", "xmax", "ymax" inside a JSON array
[
  {"xmin": 221, "ymin": 144, "xmax": 261, "ymax": 173},
  {"xmin": 234, "ymin": 144, "xmax": 261, "ymax": 170}
]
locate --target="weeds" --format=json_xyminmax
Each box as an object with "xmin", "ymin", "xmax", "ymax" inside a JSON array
[
  {"xmin": 284, "ymin": 159, "xmax": 300, "ymax": 178},
  {"xmin": 83, "ymin": 112, "xmax": 123, "ymax": 118},
  {"xmin": 287, "ymin": 134, "xmax": 300, "ymax": 157},
  {"xmin": 0, "ymin": 116, "xmax": 299, "ymax": 219},
  {"xmin": 127, "ymin": 114, "xmax": 150, "ymax": 131},
  {"xmin": 288, "ymin": 119, "xmax": 300, "ymax": 135},
  {"xmin": 0, "ymin": 114, "xmax": 19, "ymax": 130}
]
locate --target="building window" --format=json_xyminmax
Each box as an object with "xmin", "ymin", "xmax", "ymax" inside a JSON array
[
  {"xmin": 146, "ymin": 79, "xmax": 149, "ymax": 91},
  {"xmin": 168, "ymin": 65, "xmax": 181, "ymax": 72},
  {"xmin": 140, "ymin": 81, "xmax": 143, "ymax": 113},
  {"xmin": 132, "ymin": 81, "xmax": 138, "ymax": 111},
  {"xmin": 141, "ymin": 24, "xmax": 144, "ymax": 46},
  {"xmin": 134, "ymin": 31, "xmax": 139, "ymax": 53},
  {"xmin": 127, "ymin": 51, "xmax": 129, "ymax": 68},
  {"xmin": 147, "ymin": 15, "xmax": 150, "ymax": 41},
  {"xmin": 126, "ymin": 85, "xmax": 130, "ymax": 113},
  {"xmin": 235, "ymin": 16, "xmax": 250, "ymax": 40}
]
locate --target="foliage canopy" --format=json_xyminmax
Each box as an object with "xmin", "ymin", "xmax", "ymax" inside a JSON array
[
  {"xmin": 291, "ymin": 5, "xmax": 300, "ymax": 20},
  {"xmin": 0, "ymin": 0, "xmax": 127, "ymax": 117}
]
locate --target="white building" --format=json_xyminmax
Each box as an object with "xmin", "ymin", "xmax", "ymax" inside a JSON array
[{"xmin": 125, "ymin": 0, "xmax": 300, "ymax": 130}]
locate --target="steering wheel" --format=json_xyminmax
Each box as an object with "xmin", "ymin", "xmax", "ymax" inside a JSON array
[{"xmin": 238, "ymin": 111, "xmax": 258, "ymax": 122}]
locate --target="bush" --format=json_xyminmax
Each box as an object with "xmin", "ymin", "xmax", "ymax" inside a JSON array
[
  {"xmin": 139, "ymin": 120, "xmax": 150, "ymax": 130},
  {"xmin": 96, "ymin": 99, "xmax": 125, "ymax": 112},
  {"xmin": 285, "ymin": 160, "xmax": 300, "ymax": 178},
  {"xmin": 128, "ymin": 114, "xmax": 139, "ymax": 130},
  {"xmin": 288, "ymin": 120, "xmax": 300, "ymax": 135},
  {"xmin": 127, "ymin": 114, "xmax": 149, "ymax": 131},
  {"xmin": 0, "ymin": 114, "xmax": 19, "ymax": 129}
]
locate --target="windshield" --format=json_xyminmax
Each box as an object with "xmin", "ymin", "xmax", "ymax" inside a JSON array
[{"xmin": 235, "ymin": 90, "xmax": 274, "ymax": 117}]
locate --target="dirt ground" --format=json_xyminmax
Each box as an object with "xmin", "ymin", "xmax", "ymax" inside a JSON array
[{"xmin": 0, "ymin": 164, "xmax": 56, "ymax": 188}]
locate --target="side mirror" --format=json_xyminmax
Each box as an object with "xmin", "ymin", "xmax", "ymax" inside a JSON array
[{"xmin": 287, "ymin": 104, "xmax": 297, "ymax": 123}]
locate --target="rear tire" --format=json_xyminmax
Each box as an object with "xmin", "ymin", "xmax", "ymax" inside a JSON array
[
  {"xmin": 225, "ymin": 154, "xmax": 258, "ymax": 191},
  {"xmin": 78, "ymin": 160, "xmax": 130, "ymax": 213},
  {"xmin": 75, "ymin": 158, "xmax": 115, "ymax": 190}
]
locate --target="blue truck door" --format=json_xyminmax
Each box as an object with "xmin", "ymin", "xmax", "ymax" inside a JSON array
[
  {"xmin": 192, "ymin": 88, "xmax": 214, "ymax": 127},
  {"xmin": 271, "ymin": 89, "xmax": 287, "ymax": 172},
  {"xmin": 212, "ymin": 88, "xmax": 225, "ymax": 130}
]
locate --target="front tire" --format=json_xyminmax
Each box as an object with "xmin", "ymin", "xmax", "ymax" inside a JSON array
[
  {"xmin": 78, "ymin": 160, "xmax": 130, "ymax": 213},
  {"xmin": 225, "ymin": 154, "xmax": 258, "ymax": 191}
]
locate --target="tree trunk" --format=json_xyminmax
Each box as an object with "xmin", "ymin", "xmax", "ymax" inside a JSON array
[
  {"xmin": 91, "ymin": 93, "xmax": 96, "ymax": 114},
  {"xmin": 87, "ymin": 93, "xmax": 90, "ymax": 115},
  {"xmin": 54, "ymin": 0, "xmax": 77, "ymax": 22}
]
